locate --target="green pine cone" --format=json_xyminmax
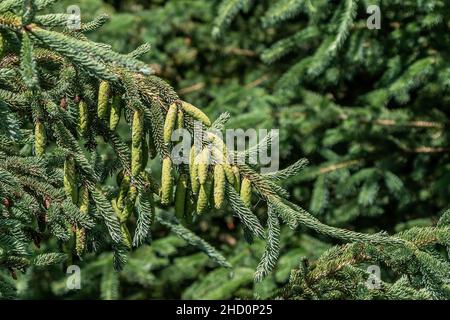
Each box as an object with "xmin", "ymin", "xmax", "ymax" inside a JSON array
[
  {"xmin": 97, "ymin": 81, "xmax": 110, "ymax": 119},
  {"xmin": 212, "ymin": 144, "xmax": 234, "ymax": 185},
  {"xmin": 174, "ymin": 174, "xmax": 188, "ymax": 219},
  {"xmin": 0, "ymin": 32, "xmax": 4, "ymax": 59},
  {"xmin": 117, "ymin": 175, "xmax": 130, "ymax": 211},
  {"xmin": 196, "ymin": 185, "xmax": 208, "ymax": 215},
  {"xmin": 121, "ymin": 224, "xmax": 132, "ymax": 249},
  {"xmin": 160, "ymin": 157, "xmax": 173, "ymax": 205},
  {"xmin": 75, "ymin": 227, "xmax": 86, "ymax": 257},
  {"xmin": 177, "ymin": 108, "xmax": 184, "ymax": 130},
  {"xmin": 131, "ymin": 110, "xmax": 144, "ymax": 176},
  {"xmin": 78, "ymin": 186, "xmax": 89, "ymax": 215},
  {"xmin": 240, "ymin": 177, "xmax": 252, "ymax": 208},
  {"xmin": 197, "ymin": 148, "xmax": 210, "ymax": 185},
  {"xmin": 34, "ymin": 120, "xmax": 46, "ymax": 157},
  {"xmin": 77, "ymin": 185, "xmax": 89, "ymax": 257},
  {"xmin": 189, "ymin": 146, "xmax": 200, "ymax": 195},
  {"xmin": 163, "ymin": 103, "xmax": 178, "ymax": 144},
  {"xmin": 78, "ymin": 100, "xmax": 89, "ymax": 137},
  {"xmin": 121, "ymin": 185, "xmax": 137, "ymax": 221},
  {"xmin": 180, "ymin": 101, "xmax": 211, "ymax": 127},
  {"xmin": 213, "ymin": 165, "xmax": 225, "ymax": 209},
  {"xmin": 64, "ymin": 156, "xmax": 78, "ymax": 204},
  {"xmin": 109, "ymin": 96, "xmax": 122, "ymax": 131},
  {"xmin": 111, "ymin": 199, "xmax": 132, "ymax": 250},
  {"xmin": 142, "ymin": 137, "xmax": 149, "ymax": 170},
  {"xmin": 223, "ymin": 163, "xmax": 235, "ymax": 185}
]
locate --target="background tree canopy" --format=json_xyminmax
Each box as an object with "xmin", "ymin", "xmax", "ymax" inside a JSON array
[{"xmin": 0, "ymin": 0, "xmax": 449, "ymax": 300}]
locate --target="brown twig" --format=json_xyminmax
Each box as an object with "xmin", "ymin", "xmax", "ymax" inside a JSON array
[
  {"xmin": 245, "ymin": 74, "xmax": 269, "ymax": 89},
  {"xmin": 371, "ymin": 119, "xmax": 444, "ymax": 129},
  {"xmin": 223, "ymin": 47, "xmax": 257, "ymax": 57},
  {"xmin": 318, "ymin": 159, "xmax": 363, "ymax": 175},
  {"xmin": 406, "ymin": 146, "xmax": 448, "ymax": 153},
  {"xmin": 338, "ymin": 113, "xmax": 444, "ymax": 129},
  {"xmin": 177, "ymin": 82, "xmax": 205, "ymax": 95}
]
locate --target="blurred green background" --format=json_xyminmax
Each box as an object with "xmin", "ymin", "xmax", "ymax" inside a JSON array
[{"xmin": 9, "ymin": 0, "xmax": 449, "ymax": 299}]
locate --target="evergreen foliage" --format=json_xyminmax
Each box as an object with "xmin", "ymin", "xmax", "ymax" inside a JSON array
[{"xmin": 0, "ymin": 0, "xmax": 449, "ymax": 300}]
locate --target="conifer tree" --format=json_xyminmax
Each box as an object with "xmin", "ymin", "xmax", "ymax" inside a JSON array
[{"xmin": 0, "ymin": 0, "xmax": 449, "ymax": 300}]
